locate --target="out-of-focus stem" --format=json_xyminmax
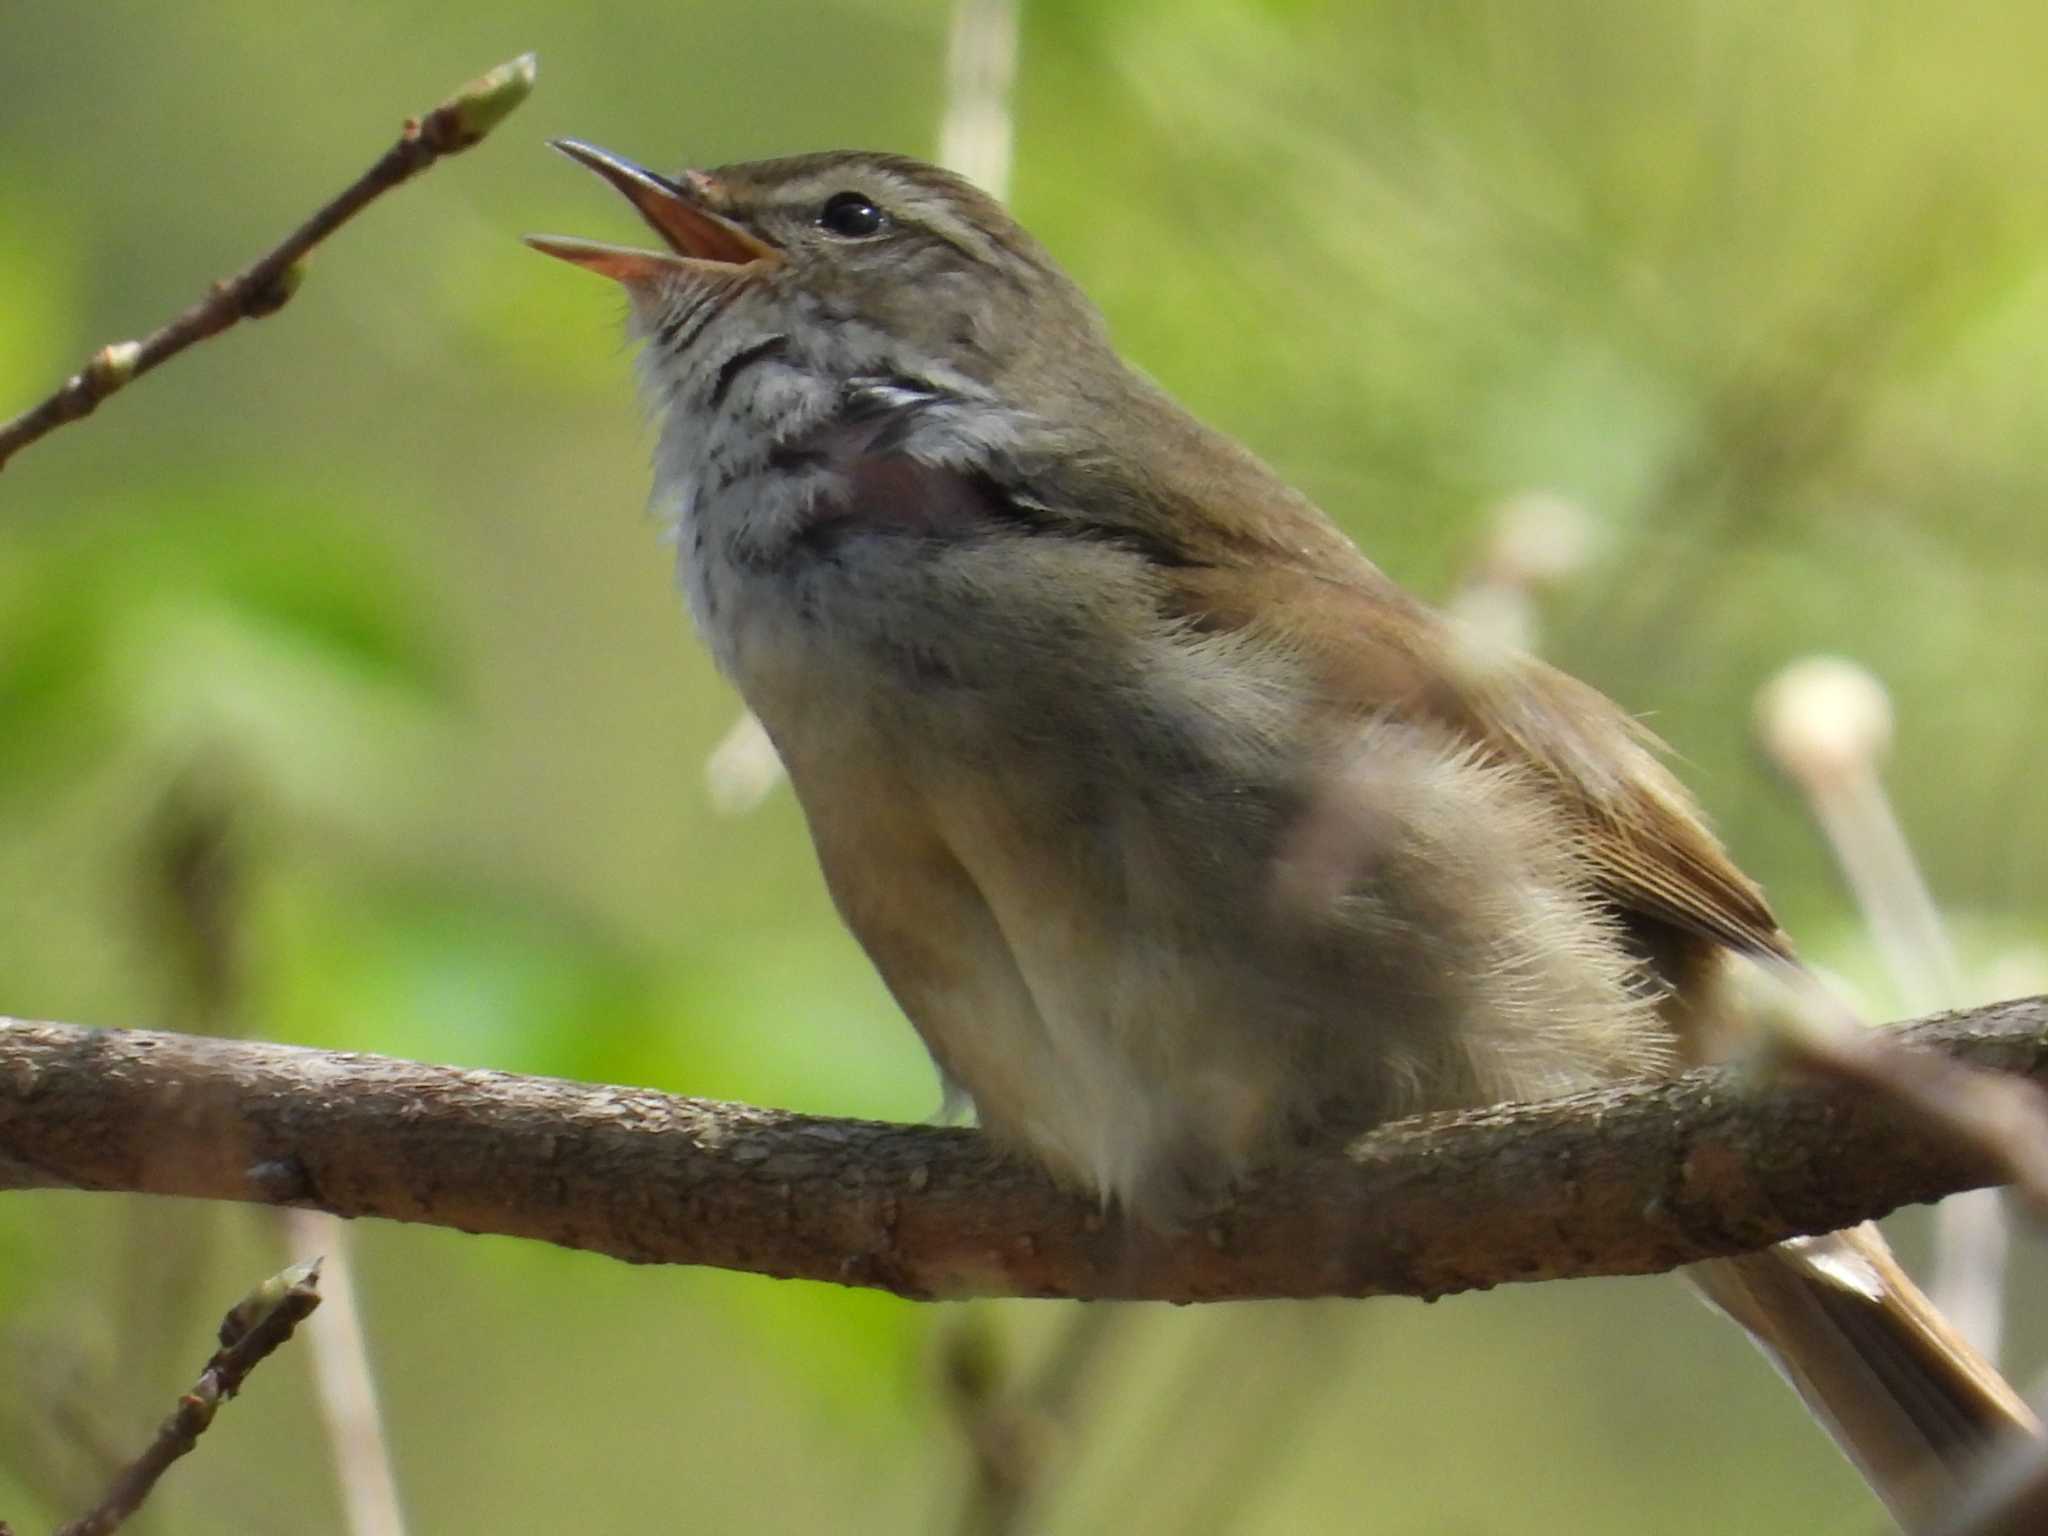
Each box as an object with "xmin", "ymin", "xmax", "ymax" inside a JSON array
[
  {"xmin": 706, "ymin": 1, "xmax": 1023, "ymax": 816},
  {"xmin": 938, "ymin": 0, "xmax": 1021, "ymax": 201},
  {"xmin": 1446, "ymin": 491, "xmax": 1596, "ymax": 651},
  {"xmin": 284, "ymin": 1210, "xmax": 408, "ymax": 1536},
  {"xmin": 1758, "ymin": 657, "xmax": 2009, "ymax": 1362}
]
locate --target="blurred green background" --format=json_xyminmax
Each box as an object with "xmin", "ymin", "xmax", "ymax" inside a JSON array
[{"xmin": 4, "ymin": 1, "xmax": 2046, "ymax": 1531}]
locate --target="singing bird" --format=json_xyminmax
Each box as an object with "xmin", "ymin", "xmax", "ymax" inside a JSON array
[{"xmin": 529, "ymin": 139, "xmax": 2037, "ymax": 1523}]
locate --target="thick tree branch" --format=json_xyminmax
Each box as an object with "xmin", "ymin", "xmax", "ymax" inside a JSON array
[
  {"xmin": 0, "ymin": 52, "xmax": 536, "ymax": 473},
  {"xmin": 1, "ymin": 999, "xmax": 2044, "ymax": 1303}
]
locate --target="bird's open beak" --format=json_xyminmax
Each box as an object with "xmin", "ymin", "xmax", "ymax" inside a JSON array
[{"xmin": 525, "ymin": 139, "xmax": 778, "ymax": 282}]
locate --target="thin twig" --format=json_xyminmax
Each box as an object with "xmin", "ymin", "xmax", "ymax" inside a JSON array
[
  {"xmin": 52, "ymin": 1259, "xmax": 324, "ymax": 1536},
  {"xmin": 0, "ymin": 52, "xmax": 536, "ymax": 473},
  {"xmin": 2, "ymin": 1002, "xmax": 2045, "ymax": 1302}
]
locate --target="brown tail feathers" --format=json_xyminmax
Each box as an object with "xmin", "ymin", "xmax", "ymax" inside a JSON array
[{"xmin": 1692, "ymin": 1222, "xmax": 2039, "ymax": 1528}]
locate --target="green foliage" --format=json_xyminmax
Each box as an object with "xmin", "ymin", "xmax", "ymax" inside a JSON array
[{"xmin": 0, "ymin": 483, "xmax": 450, "ymax": 798}]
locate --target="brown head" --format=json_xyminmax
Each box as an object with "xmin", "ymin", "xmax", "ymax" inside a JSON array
[{"xmin": 527, "ymin": 140, "xmax": 1113, "ymax": 409}]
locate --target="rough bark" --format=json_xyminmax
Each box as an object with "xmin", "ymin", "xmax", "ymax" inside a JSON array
[{"xmin": 2, "ymin": 999, "xmax": 2043, "ymax": 1303}]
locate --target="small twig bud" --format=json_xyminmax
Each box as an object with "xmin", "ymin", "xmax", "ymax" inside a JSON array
[
  {"xmin": 441, "ymin": 52, "xmax": 539, "ymax": 151},
  {"xmin": 240, "ymin": 257, "xmax": 307, "ymax": 319},
  {"xmin": 83, "ymin": 342, "xmax": 142, "ymax": 396},
  {"xmin": 52, "ymin": 1257, "xmax": 325, "ymax": 1536},
  {"xmin": 0, "ymin": 49, "xmax": 539, "ymax": 472},
  {"xmin": 219, "ymin": 1255, "xmax": 323, "ymax": 1352}
]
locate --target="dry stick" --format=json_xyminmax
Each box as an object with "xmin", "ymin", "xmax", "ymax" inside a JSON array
[
  {"xmin": 3, "ymin": 1002, "xmax": 2047, "ymax": 1303},
  {"xmin": 0, "ymin": 52, "xmax": 537, "ymax": 474},
  {"xmin": 52, "ymin": 1260, "xmax": 324, "ymax": 1536}
]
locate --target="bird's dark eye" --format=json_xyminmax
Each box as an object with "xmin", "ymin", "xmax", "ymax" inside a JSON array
[{"xmin": 818, "ymin": 191, "xmax": 888, "ymax": 239}]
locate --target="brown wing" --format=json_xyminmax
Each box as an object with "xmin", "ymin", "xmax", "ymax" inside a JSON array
[
  {"xmin": 965, "ymin": 401, "xmax": 1789, "ymax": 962},
  {"xmin": 1167, "ymin": 562, "xmax": 1795, "ymax": 963},
  {"xmin": 1439, "ymin": 633, "xmax": 1793, "ymax": 961}
]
